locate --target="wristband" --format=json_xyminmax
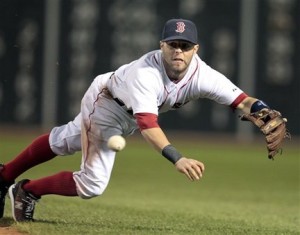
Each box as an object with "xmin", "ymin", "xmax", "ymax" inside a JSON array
[
  {"xmin": 162, "ymin": 145, "xmax": 182, "ymax": 164},
  {"xmin": 250, "ymin": 100, "xmax": 269, "ymax": 113}
]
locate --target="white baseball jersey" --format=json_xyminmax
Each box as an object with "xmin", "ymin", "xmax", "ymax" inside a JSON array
[
  {"xmin": 49, "ymin": 50, "xmax": 246, "ymax": 199},
  {"xmin": 107, "ymin": 50, "xmax": 244, "ymax": 115}
]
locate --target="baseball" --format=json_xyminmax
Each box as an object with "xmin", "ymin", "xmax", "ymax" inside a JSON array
[{"xmin": 107, "ymin": 135, "xmax": 126, "ymax": 152}]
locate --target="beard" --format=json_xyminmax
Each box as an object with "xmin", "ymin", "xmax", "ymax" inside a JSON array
[{"xmin": 163, "ymin": 58, "xmax": 188, "ymax": 81}]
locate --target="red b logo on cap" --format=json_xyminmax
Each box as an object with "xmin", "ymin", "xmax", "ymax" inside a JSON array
[{"xmin": 175, "ymin": 22, "xmax": 185, "ymax": 33}]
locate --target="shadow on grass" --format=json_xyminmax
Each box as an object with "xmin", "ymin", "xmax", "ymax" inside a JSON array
[
  {"xmin": 34, "ymin": 218, "xmax": 185, "ymax": 234},
  {"xmin": 0, "ymin": 217, "xmax": 15, "ymax": 227},
  {"xmin": 33, "ymin": 219, "xmax": 63, "ymax": 225},
  {"xmin": 1, "ymin": 217, "xmax": 59, "ymax": 226}
]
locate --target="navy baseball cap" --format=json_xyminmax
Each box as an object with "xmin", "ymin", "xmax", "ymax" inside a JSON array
[{"xmin": 161, "ymin": 19, "xmax": 198, "ymax": 44}]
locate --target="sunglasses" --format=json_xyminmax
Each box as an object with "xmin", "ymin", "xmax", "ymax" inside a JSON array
[{"xmin": 166, "ymin": 41, "xmax": 195, "ymax": 51}]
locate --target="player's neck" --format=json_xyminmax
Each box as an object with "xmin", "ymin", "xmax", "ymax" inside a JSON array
[
  {"xmin": 166, "ymin": 70, "xmax": 185, "ymax": 83},
  {"xmin": 168, "ymin": 76, "xmax": 181, "ymax": 83},
  {"xmin": 162, "ymin": 58, "xmax": 187, "ymax": 83}
]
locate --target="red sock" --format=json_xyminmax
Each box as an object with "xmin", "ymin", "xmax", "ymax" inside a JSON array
[
  {"xmin": 1, "ymin": 133, "xmax": 57, "ymax": 182},
  {"xmin": 23, "ymin": 171, "xmax": 78, "ymax": 197}
]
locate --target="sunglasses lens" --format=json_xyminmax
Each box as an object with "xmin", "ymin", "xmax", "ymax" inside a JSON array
[
  {"xmin": 167, "ymin": 41, "xmax": 194, "ymax": 51},
  {"xmin": 181, "ymin": 43, "xmax": 190, "ymax": 50}
]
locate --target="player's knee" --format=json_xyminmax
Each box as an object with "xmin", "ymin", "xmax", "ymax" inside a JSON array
[
  {"xmin": 77, "ymin": 185, "xmax": 105, "ymax": 199},
  {"xmin": 73, "ymin": 173, "xmax": 108, "ymax": 199}
]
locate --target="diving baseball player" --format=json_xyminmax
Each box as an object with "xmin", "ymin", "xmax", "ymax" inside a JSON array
[{"xmin": 0, "ymin": 19, "xmax": 289, "ymax": 222}]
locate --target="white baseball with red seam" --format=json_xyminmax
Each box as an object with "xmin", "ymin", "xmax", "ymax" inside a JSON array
[{"xmin": 107, "ymin": 135, "xmax": 126, "ymax": 151}]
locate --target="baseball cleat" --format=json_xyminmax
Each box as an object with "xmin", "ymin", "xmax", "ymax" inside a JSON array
[
  {"xmin": 0, "ymin": 164, "xmax": 13, "ymax": 219},
  {"xmin": 8, "ymin": 179, "xmax": 39, "ymax": 222}
]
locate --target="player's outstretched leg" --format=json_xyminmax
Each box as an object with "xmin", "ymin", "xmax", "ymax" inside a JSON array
[
  {"xmin": 0, "ymin": 133, "xmax": 57, "ymax": 219},
  {"xmin": 8, "ymin": 179, "xmax": 40, "ymax": 222},
  {"xmin": 9, "ymin": 171, "xmax": 78, "ymax": 222}
]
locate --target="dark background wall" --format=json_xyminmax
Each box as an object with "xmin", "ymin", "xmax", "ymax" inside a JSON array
[{"xmin": 0, "ymin": 0, "xmax": 299, "ymax": 135}]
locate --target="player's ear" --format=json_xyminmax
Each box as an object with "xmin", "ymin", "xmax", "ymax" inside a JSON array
[
  {"xmin": 193, "ymin": 44, "xmax": 199, "ymax": 54},
  {"xmin": 159, "ymin": 41, "xmax": 164, "ymax": 49}
]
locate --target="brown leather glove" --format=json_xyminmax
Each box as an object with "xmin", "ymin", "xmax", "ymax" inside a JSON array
[{"xmin": 240, "ymin": 109, "xmax": 291, "ymax": 159}]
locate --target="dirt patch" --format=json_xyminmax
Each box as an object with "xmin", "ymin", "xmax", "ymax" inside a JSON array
[
  {"xmin": 0, "ymin": 218, "xmax": 24, "ymax": 235},
  {"xmin": 0, "ymin": 226, "xmax": 23, "ymax": 235}
]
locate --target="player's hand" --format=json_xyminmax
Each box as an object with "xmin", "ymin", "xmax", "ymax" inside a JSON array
[{"xmin": 175, "ymin": 157, "xmax": 205, "ymax": 181}]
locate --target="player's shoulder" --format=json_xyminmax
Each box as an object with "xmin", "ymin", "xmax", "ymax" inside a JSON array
[
  {"xmin": 138, "ymin": 50, "xmax": 162, "ymax": 67},
  {"xmin": 115, "ymin": 50, "xmax": 162, "ymax": 82},
  {"xmin": 118, "ymin": 50, "xmax": 161, "ymax": 71},
  {"xmin": 194, "ymin": 53, "xmax": 207, "ymax": 67},
  {"xmin": 134, "ymin": 50, "xmax": 163, "ymax": 75}
]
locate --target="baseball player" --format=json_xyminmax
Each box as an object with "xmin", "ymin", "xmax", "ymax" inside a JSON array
[{"xmin": 0, "ymin": 19, "xmax": 289, "ymax": 222}]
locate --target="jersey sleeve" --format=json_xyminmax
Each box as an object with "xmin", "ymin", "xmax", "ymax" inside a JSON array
[
  {"xmin": 134, "ymin": 113, "xmax": 159, "ymax": 130},
  {"xmin": 198, "ymin": 63, "xmax": 246, "ymax": 106},
  {"xmin": 127, "ymin": 69, "xmax": 161, "ymax": 115}
]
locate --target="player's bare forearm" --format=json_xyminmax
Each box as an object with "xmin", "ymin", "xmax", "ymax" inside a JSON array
[
  {"xmin": 236, "ymin": 96, "xmax": 258, "ymax": 114},
  {"xmin": 141, "ymin": 127, "xmax": 170, "ymax": 152},
  {"xmin": 141, "ymin": 127, "xmax": 205, "ymax": 181}
]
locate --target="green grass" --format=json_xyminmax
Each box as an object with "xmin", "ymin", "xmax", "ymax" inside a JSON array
[{"xmin": 1, "ymin": 132, "xmax": 299, "ymax": 235}]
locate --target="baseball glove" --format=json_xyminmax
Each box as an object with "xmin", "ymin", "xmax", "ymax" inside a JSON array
[{"xmin": 240, "ymin": 109, "xmax": 291, "ymax": 159}]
